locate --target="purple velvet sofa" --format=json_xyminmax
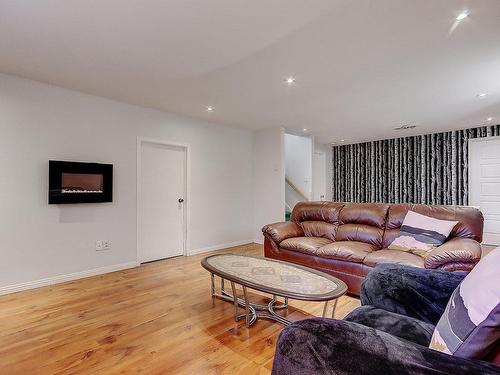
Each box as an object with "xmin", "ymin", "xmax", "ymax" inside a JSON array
[{"xmin": 272, "ymin": 264, "xmax": 500, "ymax": 375}]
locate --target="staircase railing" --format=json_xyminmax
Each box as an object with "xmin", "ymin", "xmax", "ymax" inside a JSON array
[{"xmin": 285, "ymin": 177, "xmax": 309, "ymax": 202}]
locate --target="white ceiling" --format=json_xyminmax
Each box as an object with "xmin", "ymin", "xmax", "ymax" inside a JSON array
[{"xmin": 1, "ymin": 0, "xmax": 500, "ymax": 143}]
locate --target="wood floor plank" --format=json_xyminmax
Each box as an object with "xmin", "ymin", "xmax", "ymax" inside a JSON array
[{"xmin": 0, "ymin": 243, "xmax": 359, "ymax": 374}]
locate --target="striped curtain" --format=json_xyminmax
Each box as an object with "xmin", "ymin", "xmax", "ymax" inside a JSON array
[{"xmin": 332, "ymin": 125, "xmax": 500, "ymax": 205}]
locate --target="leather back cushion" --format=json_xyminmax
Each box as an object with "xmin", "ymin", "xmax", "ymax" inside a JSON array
[
  {"xmin": 336, "ymin": 224, "xmax": 384, "ymax": 248},
  {"xmin": 339, "ymin": 203, "xmax": 389, "ymax": 227},
  {"xmin": 292, "ymin": 202, "xmax": 344, "ymax": 224},
  {"xmin": 336, "ymin": 203, "xmax": 389, "ymax": 249},
  {"xmin": 383, "ymin": 204, "xmax": 483, "ymax": 248},
  {"xmin": 300, "ymin": 221, "xmax": 337, "ymax": 241}
]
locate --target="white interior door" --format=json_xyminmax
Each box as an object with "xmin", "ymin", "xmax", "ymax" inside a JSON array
[
  {"xmin": 139, "ymin": 141, "xmax": 186, "ymax": 262},
  {"xmin": 312, "ymin": 151, "xmax": 327, "ymax": 201},
  {"xmin": 469, "ymin": 137, "xmax": 500, "ymax": 246}
]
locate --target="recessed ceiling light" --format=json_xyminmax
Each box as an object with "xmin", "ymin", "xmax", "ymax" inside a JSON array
[
  {"xmin": 206, "ymin": 106, "xmax": 214, "ymax": 112},
  {"xmin": 456, "ymin": 12, "xmax": 468, "ymax": 21},
  {"xmin": 487, "ymin": 117, "xmax": 493, "ymax": 122},
  {"xmin": 340, "ymin": 139, "xmax": 345, "ymax": 142},
  {"xmin": 477, "ymin": 93, "xmax": 488, "ymax": 98},
  {"xmin": 303, "ymin": 128, "xmax": 308, "ymax": 132},
  {"xmin": 285, "ymin": 77, "xmax": 296, "ymax": 84}
]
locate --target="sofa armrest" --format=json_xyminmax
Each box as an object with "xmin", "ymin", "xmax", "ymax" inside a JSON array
[
  {"xmin": 272, "ymin": 318, "xmax": 500, "ymax": 375},
  {"xmin": 361, "ymin": 264, "xmax": 465, "ymax": 324},
  {"xmin": 262, "ymin": 222, "xmax": 304, "ymax": 244},
  {"xmin": 424, "ymin": 238, "xmax": 481, "ymax": 270}
]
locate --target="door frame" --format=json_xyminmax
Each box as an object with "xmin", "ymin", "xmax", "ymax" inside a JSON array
[
  {"xmin": 468, "ymin": 135, "xmax": 500, "ymax": 205},
  {"xmin": 468, "ymin": 135, "xmax": 500, "ymax": 245},
  {"xmin": 312, "ymin": 150, "xmax": 326, "ymax": 201},
  {"xmin": 136, "ymin": 137, "xmax": 191, "ymax": 263}
]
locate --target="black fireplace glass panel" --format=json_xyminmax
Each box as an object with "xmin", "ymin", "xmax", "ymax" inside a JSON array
[{"xmin": 49, "ymin": 161, "xmax": 112, "ymax": 204}]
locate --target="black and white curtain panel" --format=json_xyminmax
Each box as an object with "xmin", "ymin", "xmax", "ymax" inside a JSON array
[{"xmin": 332, "ymin": 125, "xmax": 500, "ymax": 205}]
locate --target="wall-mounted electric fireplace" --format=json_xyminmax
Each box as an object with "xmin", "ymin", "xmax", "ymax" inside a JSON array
[{"xmin": 49, "ymin": 161, "xmax": 113, "ymax": 204}]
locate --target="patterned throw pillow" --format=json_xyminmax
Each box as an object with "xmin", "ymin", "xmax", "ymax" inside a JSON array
[
  {"xmin": 388, "ymin": 211, "xmax": 458, "ymax": 257},
  {"xmin": 429, "ymin": 247, "xmax": 500, "ymax": 359}
]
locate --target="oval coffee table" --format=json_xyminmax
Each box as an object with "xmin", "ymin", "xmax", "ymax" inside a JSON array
[{"xmin": 201, "ymin": 254, "xmax": 347, "ymax": 327}]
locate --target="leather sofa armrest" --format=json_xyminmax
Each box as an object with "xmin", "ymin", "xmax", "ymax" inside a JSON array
[
  {"xmin": 424, "ymin": 238, "xmax": 482, "ymax": 269},
  {"xmin": 262, "ymin": 222, "xmax": 304, "ymax": 244}
]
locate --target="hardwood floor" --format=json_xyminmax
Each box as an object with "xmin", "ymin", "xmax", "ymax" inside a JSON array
[{"xmin": 0, "ymin": 243, "xmax": 360, "ymax": 375}]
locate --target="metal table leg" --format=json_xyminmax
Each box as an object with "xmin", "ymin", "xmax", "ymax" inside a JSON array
[
  {"xmin": 331, "ymin": 299, "xmax": 338, "ymax": 319},
  {"xmin": 208, "ymin": 278, "xmax": 296, "ymax": 327},
  {"xmin": 210, "ymin": 273, "xmax": 215, "ymax": 297},
  {"xmin": 322, "ymin": 301, "xmax": 329, "ymax": 318},
  {"xmin": 243, "ymin": 286, "xmax": 250, "ymax": 327},
  {"xmin": 230, "ymin": 281, "xmax": 238, "ymax": 322}
]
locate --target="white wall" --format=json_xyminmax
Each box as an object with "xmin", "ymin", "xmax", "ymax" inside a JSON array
[
  {"xmin": 0, "ymin": 73, "xmax": 254, "ymax": 291},
  {"xmin": 253, "ymin": 127, "xmax": 285, "ymax": 242},
  {"xmin": 284, "ymin": 133, "xmax": 312, "ymax": 199}
]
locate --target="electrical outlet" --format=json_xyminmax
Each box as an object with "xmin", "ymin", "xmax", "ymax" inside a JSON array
[
  {"xmin": 103, "ymin": 240, "xmax": 111, "ymax": 250},
  {"xmin": 95, "ymin": 240, "xmax": 103, "ymax": 251}
]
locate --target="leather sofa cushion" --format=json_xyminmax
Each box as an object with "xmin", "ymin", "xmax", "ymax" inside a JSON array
[
  {"xmin": 292, "ymin": 202, "xmax": 344, "ymax": 224},
  {"xmin": 363, "ymin": 249, "xmax": 424, "ymax": 268},
  {"xmin": 335, "ymin": 203, "xmax": 388, "ymax": 249},
  {"xmin": 339, "ymin": 203, "xmax": 389, "ymax": 228},
  {"xmin": 279, "ymin": 236, "xmax": 332, "ymax": 255},
  {"xmin": 300, "ymin": 221, "xmax": 337, "ymax": 241},
  {"xmin": 336, "ymin": 224, "xmax": 384, "ymax": 249},
  {"xmin": 383, "ymin": 204, "xmax": 483, "ymax": 247},
  {"xmin": 316, "ymin": 241, "xmax": 375, "ymax": 263}
]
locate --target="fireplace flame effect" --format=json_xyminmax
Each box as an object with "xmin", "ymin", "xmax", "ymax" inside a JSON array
[{"xmin": 61, "ymin": 189, "xmax": 104, "ymax": 194}]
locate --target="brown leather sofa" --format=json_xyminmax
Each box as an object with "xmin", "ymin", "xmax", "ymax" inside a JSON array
[{"xmin": 262, "ymin": 202, "xmax": 483, "ymax": 295}]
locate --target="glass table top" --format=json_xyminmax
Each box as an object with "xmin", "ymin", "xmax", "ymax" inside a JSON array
[{"xmin": 202, "ymin": 254, "xmax": 346, "ymax": 300}]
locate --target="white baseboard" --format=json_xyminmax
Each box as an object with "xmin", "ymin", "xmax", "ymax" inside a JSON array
[
  {"xmin": 0, "ymin": 261, "xmax": 139, "ymax": 296},
  {"xmin": 253, "ymin": 238, "xmax": 264, "ymax": 244},
  {"xmin": 187, "ymin": 239, "xmax": 254, "ymax": 256},
  {"xmin": 1, "ymin": 239, "xmax": 261, "ymax": 295}
]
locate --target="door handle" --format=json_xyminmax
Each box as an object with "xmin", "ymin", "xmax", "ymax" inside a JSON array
[{"xmin": 178, "ymin": 198, "xmax": 184, "ymax": 203}]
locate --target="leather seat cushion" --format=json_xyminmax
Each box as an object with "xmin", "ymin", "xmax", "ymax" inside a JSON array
[
  {"xmin": 316, "ymin": 241, "xmax": 375, "ymax": 263},
  {"xmin": 363, "ymin": 249, "xmax": 424, "ymax": 268},
  {"xmin": 279, "ymin": 237, "xmax": 333, "ymax": 255}
]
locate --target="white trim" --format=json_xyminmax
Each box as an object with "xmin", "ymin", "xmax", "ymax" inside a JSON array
[
  {"xmin": 312, "ymin": 149, "xmax": 326, "ymax": 201},
  {"xmin": 253, "ymin": 238, "xmax": 264, "ymax": 245},
  {"xmin": 0, "ymin": 261, "xmax": 139, "ymax": 296},
  {"xmin": 468, "ymin": 136, "xmax": 500, "ymax": 246},
  {"xmin": 467, "ymin": 135, "xmax": 500, "ymax": 206},
  {"xmin": 468, "ymin": 135, "xmax": 500, "ymax": 143},
  {"xmin": 137, "ymin": 137, "xmax": 191, "ymax": 263},
  {"xmin": 187, "ymin": 240, "xmax": 254, "ymax": 256}
]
